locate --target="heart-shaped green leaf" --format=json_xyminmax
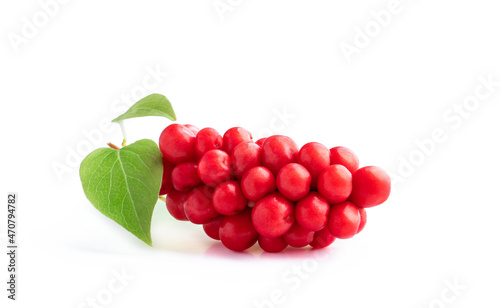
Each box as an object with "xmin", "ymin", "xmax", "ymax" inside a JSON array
[
  {"xmin": 79, "ymin": 139, "xmax": 163, "ymax": 246},
  {"xmin": 111, "ymin": 93, "xmax": 176, "ymax": 123}
]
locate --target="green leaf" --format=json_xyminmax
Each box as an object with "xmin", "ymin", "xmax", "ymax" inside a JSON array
[
  {"xmin": 111, "ymin": 93, "xmax": 176, "ymax": 123},
  {"xmin": 79, "ymin": 139, "xmax": 163, "ymax": 246}
]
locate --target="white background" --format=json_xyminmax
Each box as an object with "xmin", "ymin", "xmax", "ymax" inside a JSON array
[{"xmin": 1, "ymin": 1, "xmax": 500, "ymax": 307}]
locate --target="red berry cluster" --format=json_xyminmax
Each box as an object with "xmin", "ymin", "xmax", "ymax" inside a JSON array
[{"xmin": 159, "ymin": 124, "xmax": 391, "ymax": 252}]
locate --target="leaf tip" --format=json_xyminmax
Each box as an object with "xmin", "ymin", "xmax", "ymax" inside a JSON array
[{"xmin": 142, "ymin": 235, "xmax": 153, "ymax": 247}]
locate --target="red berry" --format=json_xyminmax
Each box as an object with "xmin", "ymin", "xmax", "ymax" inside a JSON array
[
  {"xmin": 255, "ymin": 138, "xmax": 267, "ymax": 147},
  {"xmin": 283, "ymin": 224, "xmax": 314, "ymax": 248},
  {"xmin": 356, "ymin": 208, "xmax": 367, "ymax": 234},
  {"xmin": 219, "ymin": 209, "xmax": 258, "ymax": 252},
  {"xmin": 317, "ymin": 164, "xmax": 352, "ymax": 204},
  {"xmin": 197, "ymin": 149, "xmax": 231, "ymax": 187},
  {"xmin": 310, "ymin": 228, "xmax": 336, "ymax": 249},
  {"xmin": 184, "ymin": 186, "xmax": 220, "ymax": 224},
  {"xmin": 261, "ymin": 135, "xmax": 298, "ymax": 175},
  {"xmin": 295, "ymin": 192, "xmax": 330, "ymax": 231},
  {"xmin": 159, "ymin": 157, "xmax": 175, "ymax": 195},
  {"xmin": 159, "ymin": 124, "xmax": 197, "ymax": 164},
  {"xmin": 276, "ymin": 163, "xmax": 311, "ymax": 201},
  {"xmin": 241, "ymin": 166, "xmax": 276, "ymax": 201},
  {"xmin": 203, "ymin": 216, "xmax": 223, "ymax": 240},
  {"xmin": 251, "ymin": 192, "xmax": 294, "ymax": 238},
  {"xmin": 349, "ymin": 166, "xmax": 391, "ymax": 208},
  {"xmin": 195, "ymin": 127, "xmax": 223, "ymax": 157},
  {"xmin": 258, "ymin": 236, "xmax": 288, "ymax": 253},
  {"xmin": 327, "ymin": 201, "xmax": 360, "ymax": 239},
  {"xmin": 184, "ymin": 124, "xmax": 200, "ymax": 135},
  {"xmin": 297, "ymin": 142, "xmax": 330, "ymax": 188},
  {"xmin": 330, "ymin": 146, "xmax": 359, "ymax": 173},
  {"xmin": 165, "ymin": 190, "xmax": 188, "ymax": 221},
  {"xmin": 231, "ymin": 142, "xmax": 262, "ymax": 179},
  {"xmin": 212, "ymin": 181, "xmax": 248, "ymax": 215},
  {"xmin": 171, "ymin": 162, "xmax": 202, "ymax": 192},
  {"xmin": 222, "ymin": 127, "xmax": 252, "ymax": 154}
]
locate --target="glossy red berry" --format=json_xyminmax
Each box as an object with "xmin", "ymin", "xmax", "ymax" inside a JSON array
[
  {"xmin": 159, "ymin": 124, "xmax": 197, "ymax": 164},
  {"xmin": 327, "ymin": 201, "xmax": 360, "ymax": 239},
  {"xmin": 171, "ymin": 162, "xmax": 202, "ymax": 192},
  {"xmin": 219, "ymin": 209, "xmax": 258, "ymax": 252},
  {"xmin": 283, "ymin": 224, "xmax": 315, "ymax": 248},
  {"xmin": 330, "ymin": 146, "xmax": 359, "ymax": 174},
  {"xmin": 184, "ymin": 186, "xmax": 220, "ymax": 224},
  {"xmin": 295, "ymin": 192, "xmax": 330, "ymax": 231},
  {"xmin": 159, "ymin": 157, "xmax": 175, "ymax": 195},
  {"xmin": 258, "ymin": 236, "xmax": 288, "ymax": 253},
  {"xmin": 195, "ymin": 127, "xmax": 223, "ymax": 157},
  {"xmin": 231, "ymin": 142, "xmax": 262, "ymax": 179},
  {"xmin": 349, "ymin": 166, "xmax": 391, "ymax": 208},
  {"xmin": 297, "ymin": 142, "xmax": 330, "ymax": 188},
  {"xmin": 222, "ymin": 127, "xmax": 252, "ymax": 154},
  {"xmin": 317, "ymin": 164, "xmax": 352, "ymax": 204},
  {"xmin": 184, "ymin": 124, "xmax": 200, "ymax": 135},
  {"xmin": 212, "ymin": 181, "xmax": 248, "ymax": 216},
  {"xmin": 197, "ymin": 149, "xmax": 231, "ymax": 187},
  {"xmin": 203, "ymin": 216, "xmax": 223, "ymax": 240},
  {"xmin": 251, "ymin": 192, "xmax": 295, "ymax": 238},
  {"xmin": 356, "ymin": 207, "xmax": 367, "ymax": 234},
  {"xmin": 255, "ymin": 138, "xmax": 267, "ymax": 147},
  {"xmin": 261, "ymin": 135, "xmax": 298, "ymax": 175},
  {"xmin": 240, "ymin": 166, "xmax": 276, "ymax": 201},
  {"xmin": 276, "ymin": 163, "xmax": 311, "ymax": 201},
  {"xmin": 165, "ymin": 190, "xmax": 188, "ymax": 221},
  {"xmin": 310, "ymin": 228, "xmax": 336, "ymax": 249}
]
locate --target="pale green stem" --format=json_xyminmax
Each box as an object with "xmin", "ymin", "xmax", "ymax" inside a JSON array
[{"xmin": 119, "ymin": 121, "xmax": 127, "ymax": 147}]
